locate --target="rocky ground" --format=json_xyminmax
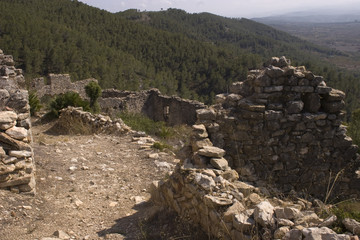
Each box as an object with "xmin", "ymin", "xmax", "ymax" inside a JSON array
[{"xmin": 0, "ymin": 119, "xmax": 209, "ymax": 240}]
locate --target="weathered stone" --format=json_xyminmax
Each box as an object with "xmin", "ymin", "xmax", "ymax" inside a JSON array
[
  {"xmin": 320, "ymin": 215, "xmax": 337, "ymax": 228},
  {"xmin": 210, "ymin": 157, "xmax": 228, "ymax": 170},
  {"xmin": 265, "ymin": 66, "xmax": 285, "ymax": 78},
  {"xmin": 302, "ymin": 227, "xmax": 342, "ymax": 240},
  {"xmin": 303, "ymin": 93, "xmax": 321, "ymax": 113},
  {"xmin": 292, "ymin": 86, "xmax": 314, "ymax": 93},
  {"xmin": 286, "ymin": 101, "xmax": 304, "ymax": 114},
  {"xmin": 192, "ymin": 138, "xmax": 212, "ymax": 152},
  {"xmin": 233, "ymin": 213, "xmax": 255, "ymax": 232},
  {"xmin": 53, "ymin": 230, "xmax": 70, "ymax": 240},
  {"xmin": 0, "ymin": 174, "xmax": 32, "ymax": 188},
  {"xmin": 223, "ymin": 200, "xmax": 245, "ymax": 222},
  {"xmin": 326, "ymin": 89, "xmax": 345, "ymax": 101},
  {"xmin": 5, "ymin": 126, "xmax": 28, "ymax": 140},
  {"xmin": 283, "ymin": 229, "xmax": 303, "ymax": 240},
  {"xmin": 9, "ymin": 150, "xmax": 32, "ymax": 158},
  {"xmin": 264, "ymin": 85, "xmax": 283, "ymax": 93},
  {"xmin": 254, "ymin": 201, "xmax": 275, "ymax": 227},
  {"xmin": 322, "ymin": 100, "xmax": 345, "ymax": 113},
  {"xmin": 274, "ymin": 226, "xmax": 290, "ymax": 239},
  {"xmin": 196, "ymin": 108, "xmax": 216, "ymax": 121},
  {"xmin": 0, "ymin": 111, "xmax": 17, "ymax": 130},
  {"xmin": 275, "ymin": 207, "xmax": 301, "ymax": 220},
  {"xmin": 194, "ymin": 173, "xmax": 216, "ymax": 191},
  {"xmin": 0, "ymin": 164, "xmax": 16, "ymax": 175},
  {"xmin": 277, "ymin": 218, "xmax": 295, "ymax": 226},
  {"xmin": 265, "ymin": 110, "xmax": 283, "ymax": 120},
  {"xmin": 204, "ymin": 195, "xmax": 233, "ymax": 207},
  {"xmin": 198, "ymin": 146, "xmax": 225, "ymax": 158},
  {"xmin": 343, "ymin": 218, "xmax": 360, "ymax": 235},
  {"xmin": 295, "ymin": 212, "xmax": 323, "ymax": 227},
  {"xmin": 192, "ymin": 124, "xmax": 208, "ymax": 138},
  {"xmin": 220, "ymin": 170, "xmax": 239, "ymax": 181},
  {"xmin": 0, "ymin": 132, "xmax": 31, "ymax": 151},
  {"xmin": 192, "ymin": 153, "xmax": 208, "ymax": 168}
]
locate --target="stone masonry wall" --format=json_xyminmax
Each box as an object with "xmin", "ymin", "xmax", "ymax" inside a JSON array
[
  {"xmin": 100, "ymin": 88, "xmax": 206, "ymax": 126},
  {"xmin": 196, "ymin": 57, "xmax": 360, "ymax": 199},
  {"xmin": 152, "ymin": 124, "xmax": 359, "ymax": 240},
  {"xmin": 0, "ymin": 50, "xmax": 35, "ymax": 194},
  {"xmin": 31, "ymin": 74, "xmax": 97, "ymax": 100}
]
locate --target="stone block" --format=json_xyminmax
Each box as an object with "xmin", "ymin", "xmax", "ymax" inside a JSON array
[
  {"xmin": 198, "ymin": 146, "xmax": 225, "ymax": 158},
  {"xmin": 210, "ymin": 157, "xmax": 228, "ymax": 170},
  {"xmin": 254, "ymin": 201, "xmax": 275, "ymax": 227},
  {"xmin": 286, "ymin": 101, "xmax": 304, "ymax": 114}
]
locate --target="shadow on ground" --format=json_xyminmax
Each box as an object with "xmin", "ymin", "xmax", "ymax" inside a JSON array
[{"xmin": 97, "ymin": 201, "xmax": 211, "ymax": 240}]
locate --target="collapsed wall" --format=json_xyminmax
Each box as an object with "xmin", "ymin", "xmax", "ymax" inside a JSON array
[
  {"xmin": 152, "ymin": 57, "xmax": 360, "ymax": 239},
  {"xmin": 0, "ymin": 50, "xmax": 35, "ymax": 194},
  {"xmin": 196, "ymin": 57, "xmax": 360, "ymax": 199},
  {"xmin": 100, "ymin": 88, "xmax": 205, "ymax": 126},
  {"xmin": 31, "ymin": 74, "xmax": 97, "ymax": 100}
]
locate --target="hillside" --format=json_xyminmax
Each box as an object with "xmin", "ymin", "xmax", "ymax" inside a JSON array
[{"xmin": 0, "ymin": 0, "xmax": 359, "ymax": 113}]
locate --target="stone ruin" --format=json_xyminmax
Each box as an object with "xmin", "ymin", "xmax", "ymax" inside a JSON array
[
  {"xmin": 100, "ymin": 88, "xmax": 205, "ymax": 126},
  {"xmin": 152, "ymin": 57, "xmax": 360, "ymax": 239},
  {"xmin": 0, "ymin": 50, "xmax": 35, "ymax": 194},
  {"xmin": 31, "ymin": 74, "xmax": 97, "ymax": 100}
]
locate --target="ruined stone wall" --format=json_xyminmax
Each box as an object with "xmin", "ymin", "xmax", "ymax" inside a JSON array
[
  {"xmin": 152, "ymin": 124, "xmax": 358, "ymax": 240},
  {"xmin": 50, "ymin": 106, "xmax": 130, "ymax": 135},
  {"xmin": 31, "ymin": 74, "xmax": 97, "ymax": 100},
  {"xmin": 100, "ymin": 89, "xmax": 206, "ymax": 126},
  {"xmin": 0, "ymin": 50, "xmax": 35, "ymax": 194},
  {"xmin": 195, "ymin": 57, "xmax": 360, "ymax": 199}
]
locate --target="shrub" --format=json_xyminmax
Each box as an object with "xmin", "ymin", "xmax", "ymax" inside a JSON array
[
  {"xmin": 29, "ymin": 91, "xmax": 42, "ymax": 116},
  {"xmin": 85, "ymin": 81, "xmax": 102, "ymax": 113},
  {"xmin": 348, "ymin": 108, "xmax": 360, "ymax": 148},
  {"xmin": 46, "ymin": 92, "xmax": 90, "ymax": 118}
]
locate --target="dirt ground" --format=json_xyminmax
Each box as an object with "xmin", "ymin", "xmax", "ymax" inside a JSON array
[{"xmin": 0, "ymin": 119, "xmax": 209, "ymax": 240}]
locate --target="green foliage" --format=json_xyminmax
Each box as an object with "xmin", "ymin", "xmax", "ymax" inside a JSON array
[
  {"xmin": 152, "ymin": 141, "xmax": 172, "ymax": 151},
  {"xmin": 348, "ymin": 109, "xmax": 360, "ymax": 147},
  {"xmin": 47, "ymin": 92, "xmax": 90, "ymax": 118},
  {"xmin": 330, "ymin": 200, "xmax": 360, "ymax": 233},
  {"xmin": 0, "ymin": 0, "xmax": 359, "ymax": 110},
  {"xmin": 85, "ymin": 81, "xmax": 102, "ymax": 113},
  {"xmin": 119, "ymin": 112, "xmax": 174, "ymax": 138},
  {"xmin": 28, "ymin": 91, "xmax": 42, "ymax": 116}
]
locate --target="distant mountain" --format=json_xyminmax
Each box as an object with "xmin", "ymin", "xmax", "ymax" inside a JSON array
[
  {"xmin": 0, "ymin": 0, "xmax": 359, "ymax": 112},
  {"xmin": 253, "ymin": 5, "xmax": 360, "ymax": 23}
]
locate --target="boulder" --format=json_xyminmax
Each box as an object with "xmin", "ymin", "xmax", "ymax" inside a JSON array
[
  {"xmin": 194, "ymin": 173, "xmax": 216, "ymax": 191},
  {"xmin": 223, "ymin": 200, "xmax": 245, "ymax": 222},
  {"xmin": 254, "ymin": 201, "xmax": 275, "ymax": 227},
  {"xmin": 198, "ymin": 146, "xmax": 225, "ymax": 158},
  {"xmin": 274, "ymin": 226, "xmax": 290, "ymax": 239},
  {"xmin": 210, "ymin": 157, "xmax": 228, "ymax": 170},
  {"xmin": 343, "ymin": 218, "xmax": 360, "ymax": 235},
  {"xmin": 233, "ymin": 213, "xmax": 255, "ymax": 233}
]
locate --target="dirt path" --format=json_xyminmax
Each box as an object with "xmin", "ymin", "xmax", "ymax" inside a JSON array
[{"xmin": 0, "ymin": 120, "xmax": 207, "ymax": 240}]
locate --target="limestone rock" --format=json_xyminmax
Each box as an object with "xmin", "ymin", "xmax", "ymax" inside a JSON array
[
  {"xmin": 233, "ymin": 181, "xmax": 255, "ymax": 196},
  {"xmin": 283, "ymin": 229, "xmax": 303, "ymax": 240},
  {"xmin": 303, "ymin": 93, "xmax": 321, "ymax": 113},
  {"xmin": 53, "ymin": 230, "xmax": 70, "ymax": 240},
  {"xmin": 326, "ymin": 89, "xmax": 345, "ymax": 101},
  {"xmin": 254, "ymin": 201, "xmax": 275, "ymax": 227},
  {"xmin": 0, "ymin": 132, "xmax": 31, "ymax": 151},
  {"xmin": 9, "ymin": 150, "xmax": 32, "ymax": 158},
  {"xmin": 302, "ymin": 227, "xmax": 345, "ymax": 240},
  {"xmin": 220, "ymin": 169, "xmax": 239, "ymax": 181},
  {"xmin": 320, "ymin": 215, "xmax": 337, "ymax": 228},
  {"xmin": 191, "ymin": 138, "xmax": 212, "ymax": 152},
  {"xmin": 286, "ymin": 101, "xmax": 304, "ymax": 114},
  {"xmin": 196, "ymin": 108, "xmax": 216, "ymax": 121},
  {"xmin": 198, "ymin": 146, "xmax": 225, "ymax": 158},
  {"xmin": 274, "ymin": 207, "xmax": 300, "ymax": 220},
  {"xmin": 274, "ymin": 226, "xmax": 290, "ymax": 239},
  {"xmin": 277, "ymin": 218, "xmax": 295, "ymax": 227},
  {"xmin": 223, "ymin": 200, "xmax": 245, "ymax": 222},
  {"xmin": 192, "ymin": 124, "xmax": 208, "ymax": 138},
  {"xmin": 204, "ymin": 195, "xmax": 233, "ymax": 207},
  {"xmin": 0, "ymin": 111, "xmax": 17, "ymax": 130},
  {"xmin": 210, "ymin": 157, "xmax": 228, "ymax": 170},
  {"xmin": 5, "ymin": 126, "xmax": 28, "ymax": 140},
  {"xmin": 194, "ymin": 173, "xmax": 216, "ymax": 191},
  {"xmin": 233, "ymin": 213, "xmax": 255, "ymax": 232},
  {"xmin": 343, "ymin": 218, "xmax": 360, "ymax": 235},
  {"xmin": 295, "ymin": 211, "xmax": 323, "ymax": 227}
]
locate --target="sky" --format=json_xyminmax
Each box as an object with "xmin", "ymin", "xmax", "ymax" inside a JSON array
[{"xmin": 78, "ymin": 0, "xmax": 359, "ymax": 18}]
